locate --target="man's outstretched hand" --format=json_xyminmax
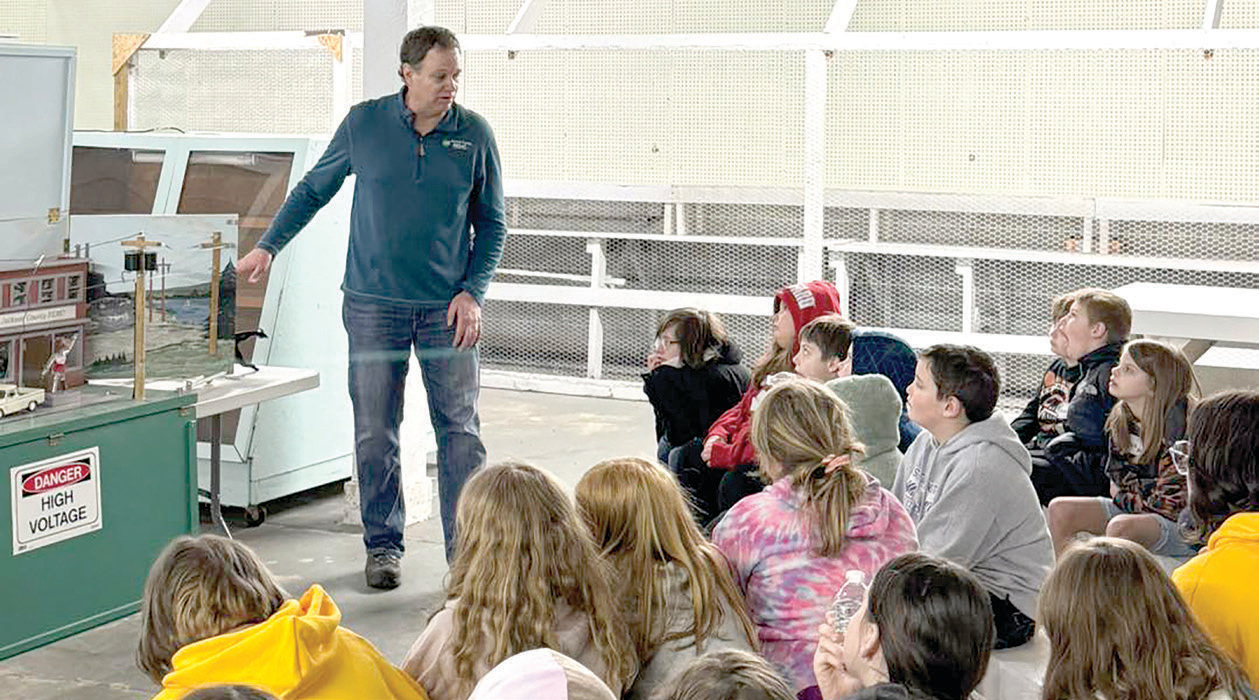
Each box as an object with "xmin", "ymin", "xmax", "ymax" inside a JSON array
[{"xmin": 237, "ymin": 248, "xmax": 273, "ymax": 284}]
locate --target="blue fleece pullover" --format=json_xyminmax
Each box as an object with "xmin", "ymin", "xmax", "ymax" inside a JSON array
[{"xmin": 258, "ymin": 90, "xmax": 508, "ymax": 305}]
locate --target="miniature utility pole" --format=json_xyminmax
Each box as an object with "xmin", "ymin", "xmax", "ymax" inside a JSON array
[
  {"xmin": 198, "ymin": 232, "xmax": 236, "ymax": 356},
  {"xmin": 159, "ymin": 258, "xmax": 171, "ymax": 321},
  {"xmin": 121, "ymin": 233, "xmax": 161, "ymax": 400}
]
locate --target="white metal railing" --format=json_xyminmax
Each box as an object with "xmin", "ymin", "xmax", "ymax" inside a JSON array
[{"xmin": 488, "ymin": 183, "xmax": 1259, "ymax": 384}]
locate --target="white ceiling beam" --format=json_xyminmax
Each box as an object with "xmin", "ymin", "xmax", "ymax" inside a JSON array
[
  {"xmin": 507, "ymin": 0, "xmax": 549, "ymax": 34},
  {"xmin": 143, "ymin": 31, "xmax": 362, "ymax": 51},
  {"xmin": 457, "ymin": 28, "xmax": 1259, "ymax": 52},
  {"xmin": 156, "ymin": 0, "xmax": 215, "ymax": 34},
  {"xmin": 824, "ymin": 0, "xmax": 861, "ymax": 34}
]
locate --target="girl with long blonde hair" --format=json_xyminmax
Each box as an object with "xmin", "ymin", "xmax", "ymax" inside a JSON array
[
  {"xmin": 710, "ymin": 378, "xmax": 918, "ymax": 693},
  {"xmin": 576, "ymin": 458, "xmax": 757, "ymax": 699},
  {"xmin": 1040, "ymin": 538, "xmax": 1253, "ymax": 700},
  {"xmin": 403, "ymin": 462, "xmax": 637, "ymax": 700},
  {"xmin": 1046, "ymin": 339, "xmax": 1198, "ymax": 557}
]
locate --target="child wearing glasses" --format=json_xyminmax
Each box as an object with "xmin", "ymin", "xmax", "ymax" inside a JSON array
[
  {"xmin": 1046, "ymin": 339, "xmax": 1198, "ymax": 558},
  {"xmin": 1172, "ymin": 389, "xmax": 1259, "ymax": 682},
  {"xmin": 644, "ymin": 308, "xmax": 751, "ymax": 483}
]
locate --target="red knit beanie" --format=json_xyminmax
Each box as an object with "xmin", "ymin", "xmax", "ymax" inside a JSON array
[{"xmin": 774, "ymin": 280, "xmax": 844, "ymax": 354}]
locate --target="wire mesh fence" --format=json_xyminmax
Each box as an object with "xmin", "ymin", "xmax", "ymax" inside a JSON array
[{"xmin": 118, "ymin": 0, "xmax": 1259, "ymax": 406}]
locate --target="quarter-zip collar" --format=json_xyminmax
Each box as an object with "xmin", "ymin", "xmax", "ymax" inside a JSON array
[{"xmin": 395, "ymin": 87, "xmax": 460, "ymax": 135}]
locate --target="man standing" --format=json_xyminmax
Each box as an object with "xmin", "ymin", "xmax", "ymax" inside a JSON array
[{"xmin": 237, "ymin": 26, "xmax": 507, "ymax": 589}]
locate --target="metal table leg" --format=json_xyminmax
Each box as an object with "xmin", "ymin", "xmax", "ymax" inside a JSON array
[{"xmin": 209, "ymin": 414, "xmax": 231, "ymax": 538}]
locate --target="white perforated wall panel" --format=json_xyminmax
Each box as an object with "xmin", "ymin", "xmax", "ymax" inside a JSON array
[
  {"xmin": 849, "ymin": 0, "xmax": 1206, "ymax": 30},
  {"xmin": 1222, "ymin": 0, "xmax": 1259, "ymax": 27},
  {"xmin": 0, "ymin": 1, "xmax": 49, "ymax": 42},
  {"xmin": 132, "ymin": 48, "xmax": 334, "ymax": 134},
  {"xmin": 821, "ymin": 48, "xmax": 1259, "ymax": 199},
  {"xmin": 193, "ymin": 0, "xmax": 363, "ymax": 31}
]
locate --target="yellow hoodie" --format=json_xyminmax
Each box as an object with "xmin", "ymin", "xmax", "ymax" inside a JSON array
[
  {"xmin": 1173, "ymin": 512, "xmax": 1259, "ymax": 683},
  {"xmin": 154, "ymin": 585, "xmax": 428, "ymax": 700}
]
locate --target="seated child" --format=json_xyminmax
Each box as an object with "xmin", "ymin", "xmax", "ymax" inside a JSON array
[
  {"xmin": 1042, "ymin": 538, "xmax": 1254, "ymax": 700},
  {"xmin": 468, "ymin": 649, "xmax": 616, "ymax": 700},
  {"xmin": 1173, "ymin": 389, "xmax": 1259, "ymax": 681},
  {"xmin": 652, "ymin": 649, "xmax": 796, "ymax": 700},
  {"xmin": 1011, "ymin": 291, "xmax": 1080, "ymax": 448},
  {"xmin": 790, "ymin": 315, "xmax": 920, "ymax": 448},
  {"xmin": 676, "ymin": 280, "xmax": 843, "ymax": 521},
  {"xmin": 1047, "ymin": 340, "xmax": 1197, "ymax": 557},
  {"xmin": 812, "ymin": 553, "xmax": 995, "ymax": 700},
  {"xmin": 893, "ymin": 344, "xmax": 1053, "ymax": 650},
  {"xmin": 576, "ymin": 457, "xmax": 759, "ymax": 700},
  {"xmin": 644, "ymin": 308, "xmax": 750, "ymax": 470},
  {"xmin": 825, "ymin": 374, "xmax": 904, "ymax": 487},
  {"xmin": 1030, "ymin": 289, "xmax": 1132, "ymax": 505},
  {"xmin": 136, "ymin": 535, "xmax": 426, "ymax": 700},
  {"xmin": 712, "ymin": 379, "xmax": 918, "ymax": 691},
  {"xmin": 403, "ymin": 462, "xmax": 636, "ymax": 700},
  {"xmin": 793, "ymin": 315, "xmax": 921, "ymax": 451},
  {"xmin": 847, "ymin": 328, "xmax": 921, "ymax": 452}
]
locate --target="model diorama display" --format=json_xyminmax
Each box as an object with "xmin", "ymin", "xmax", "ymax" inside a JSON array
[
  {"xmin": 0, "ymin": 258, "xmax": 91, "ymax": 406},
  {"xmin": 0, "ymin": 230, "xmax": 237, "ymax": 416},
  {"xmin": 83, "ymin": 231, "xmax": 236, "ymax": 386}
]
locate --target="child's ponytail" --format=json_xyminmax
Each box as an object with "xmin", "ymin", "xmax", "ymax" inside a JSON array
[{"xmin": 751, "ymin": 379, "xmax": 869, "ymax": 556}]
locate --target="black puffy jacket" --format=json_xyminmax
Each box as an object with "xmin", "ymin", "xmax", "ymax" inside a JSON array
[{"xmin": 642, "ymin": 341, "xmax": 750, "ymax": 447}]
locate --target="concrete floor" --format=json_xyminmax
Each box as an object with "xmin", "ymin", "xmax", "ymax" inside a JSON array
[{"xmin": 0, "ymin": 388, "xmax": 656, "ymax": 700}]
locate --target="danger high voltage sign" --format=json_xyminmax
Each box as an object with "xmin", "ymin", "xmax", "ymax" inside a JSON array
[{"xmin": 11, "ymin": 447, "xmax": 102, "ymax": 555}]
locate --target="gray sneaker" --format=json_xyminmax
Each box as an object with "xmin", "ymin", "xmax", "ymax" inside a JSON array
[{"xmin": 365, "ymin": 550, "xmax": 402, "ymax": 590}]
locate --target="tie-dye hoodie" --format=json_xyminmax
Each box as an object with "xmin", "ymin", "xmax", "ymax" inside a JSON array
[{"xmin": 711, "ymin": 472, "xmax": 918, "ymax": 691}]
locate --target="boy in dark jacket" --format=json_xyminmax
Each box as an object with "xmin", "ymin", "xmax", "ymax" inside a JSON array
[
  {"xmin": 1028, "ymin": 289, "xmax": 1132, "ymax": 505},
  {"xmin": 1012, "ymin": 291, "xmax": 1081, "ymax": 448}
]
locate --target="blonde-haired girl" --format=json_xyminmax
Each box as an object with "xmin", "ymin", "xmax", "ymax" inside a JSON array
[
  {"xmin": 403, "ymin": 462, "xmax": 637, "ymax": 700},
  {"xmin": 1046, "ymin": 339, "xmax": 1198, "ymax": 557},
  {"xmin": 711, "ymin": 378, "xmax": 918, "ymax": 692},
  {"xmin": 576, "ymin": 458, "xmax": 757, "ymax": 700},
  {"xmin": 137, "ymin": 535, "xmax": 426, "ymax": 700},
  {"xmin": 1040, "ymin": 538, "xmax": 1253, "ymax": 700}
]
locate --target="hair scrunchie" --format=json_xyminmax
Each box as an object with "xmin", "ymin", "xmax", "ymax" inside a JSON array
[{"xmin": 811, "ymin": 453, "xmax": 852, "ymax": 479}]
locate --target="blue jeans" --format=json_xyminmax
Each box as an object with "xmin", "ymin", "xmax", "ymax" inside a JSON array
[{"xmin": 342, "ymin": 294, "xmax": 486, "ymax": 562}]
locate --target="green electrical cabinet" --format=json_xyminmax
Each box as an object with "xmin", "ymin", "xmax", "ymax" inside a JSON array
[{"xmin": 0, "ymin": 389, "xmax": 197, "ymax": 660}]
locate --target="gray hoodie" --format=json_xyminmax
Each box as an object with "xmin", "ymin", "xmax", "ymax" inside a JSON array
[
  {"xmin": 891, "ymin": 413, "xmax": 1053, "ymax": 619},
  {"xmin": 826, "ymin": 374, "xmax": 904, "ymax": 487}
]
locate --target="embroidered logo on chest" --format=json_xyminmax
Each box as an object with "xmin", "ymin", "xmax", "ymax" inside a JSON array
[{"xmin": 442, "ymin": 138, "xmax": 473, "ymax": 151}]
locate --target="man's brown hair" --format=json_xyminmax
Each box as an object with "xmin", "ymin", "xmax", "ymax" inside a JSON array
[{"xmin": 398, "ymin": 26, "xmax": 460, "ymax": 76}]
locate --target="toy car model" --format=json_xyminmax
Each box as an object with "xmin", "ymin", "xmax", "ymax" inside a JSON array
[{"xmin": 0, "ymin": 383, "xmax": 46, "ymax": 418}]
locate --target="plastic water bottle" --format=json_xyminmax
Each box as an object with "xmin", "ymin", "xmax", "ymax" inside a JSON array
[{"xmin": 830, "ymin": 569, "xmax": 868, "ymax": 633}]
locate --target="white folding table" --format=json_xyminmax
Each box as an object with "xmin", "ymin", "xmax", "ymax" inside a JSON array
[
  {"xmin": 92, "ymin": 364, "xmax": 319, "ymax": 535},
  {"xmin": 1114, "ymin": 282, "xmax": 1259, "ymax": 361}
]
